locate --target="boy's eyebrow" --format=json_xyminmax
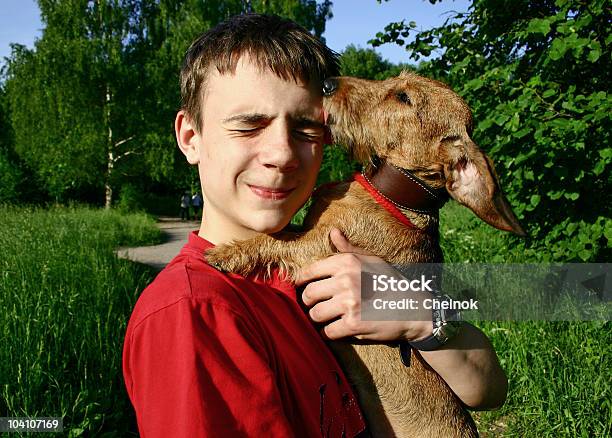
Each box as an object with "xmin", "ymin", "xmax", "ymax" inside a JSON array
[
  {"xmin": 222, "ymin": 113, "xmax": 271, "ymax": 124},
  {"xmin": 222, "ymin": 113, "xmax": 325, "ymax": 129},
  {"xmin": 294, "ymin": 116, "xmax": 325, "ymax": 130}
]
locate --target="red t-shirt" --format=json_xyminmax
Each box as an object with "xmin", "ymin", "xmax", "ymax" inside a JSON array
[{"xmin": 122, "ymin": 231, "xmax": 367, "ymax": 437}]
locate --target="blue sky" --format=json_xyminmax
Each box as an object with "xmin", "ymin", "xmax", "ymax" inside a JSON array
[
  {"xmin": 324, "ymin": 0, "xmax": 470, "ymax": 63},
  {"xmin": 0, "ymin": 0, "xmax": 470, "ymax": 65}
]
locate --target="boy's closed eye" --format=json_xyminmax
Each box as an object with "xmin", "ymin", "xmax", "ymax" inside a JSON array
[
  {"xmin": 230, "ymin": 126, "xmax": 263, "ymax": 135},
  {"xmin": 292, "ymin": 128, "xmax": 324, "ymax": 141},
  {"xmin": 223, "ymin": 113, "xmax": 269, "ymax": 136},
  {"xmin": 293, "ymin": 118, "xmax": 325, "ymax": 142},
  {"xmin": 222, "ymin": 113, "xmax": 325, "ymax": 141}
]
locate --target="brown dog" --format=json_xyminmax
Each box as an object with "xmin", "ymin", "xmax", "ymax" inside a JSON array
[{"xmin": 206, "ymin": 71, "xmax": 525, "ymax": 437}]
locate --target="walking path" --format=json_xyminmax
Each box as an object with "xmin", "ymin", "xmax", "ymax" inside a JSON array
[{"xmin": 116, "ymin": 217, "xmax": 199, "ymax": 270}]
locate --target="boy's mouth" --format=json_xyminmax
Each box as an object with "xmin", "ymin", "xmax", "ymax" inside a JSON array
[{"xmin": 248, "ymin": 184, "xmax": 295, "ymax": 200}]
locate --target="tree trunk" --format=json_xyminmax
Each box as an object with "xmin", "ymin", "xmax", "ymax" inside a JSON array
[{"xmin": 104, "ymin": 84, "xmax": 113, "ymax": 209}]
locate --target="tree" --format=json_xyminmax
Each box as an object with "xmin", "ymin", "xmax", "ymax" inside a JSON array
[
  {"xmin": 0, "ymin": 85, "xmax": 22, "ymax": 203},
  {"xmin": 370, "ymin": 0, "xmax": 611, "ymax": 262},
  {"xmin": 3, "ymin": 0, "xmax": 334, "ymax": 208},
  {"xmin": 339, "ymin": 44, "xmax": 406, "ymax": 80},
  {"xmin": 4, "ymin": 1, "xmax": 147, "ymax": 206}
]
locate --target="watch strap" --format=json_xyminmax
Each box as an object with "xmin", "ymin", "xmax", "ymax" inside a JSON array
[
  {"xmin": 399, "ymin": 341, "xmax": 411, "ymax": 367},
  {"xmin": 407, "ymin": 332, "xmax": 444, "ymax": 351},
  {"xmin": 407, "ymin": 295, "xmax": 463, "ymax": 352}
]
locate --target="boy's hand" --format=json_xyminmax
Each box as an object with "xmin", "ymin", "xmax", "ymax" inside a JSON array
[{"xmin": 294, "ymin": 228, "xmax": 432, "ymax": 342}]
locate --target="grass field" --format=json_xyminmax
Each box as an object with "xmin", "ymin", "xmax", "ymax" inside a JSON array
[
  {"xmin": 0, "ymin": 206, "xmax": 161, "ymax": 437},
  {"xmin": 440, "ymin": 201, "xmax": 611, "ymax": 437},
  {"xmin": 0, "ymin": 204, "xmax": 610, "ymax": 436}
]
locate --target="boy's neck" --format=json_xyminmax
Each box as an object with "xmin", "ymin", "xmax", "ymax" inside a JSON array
[{"xmin": 197, "ymin": 216, "xmax": 260, "ymax": 246}]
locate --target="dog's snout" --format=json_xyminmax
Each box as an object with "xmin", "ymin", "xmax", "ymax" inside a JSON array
[{"xmin": 322, "ymin": 78, "xmax": 338, "ymax": 96}]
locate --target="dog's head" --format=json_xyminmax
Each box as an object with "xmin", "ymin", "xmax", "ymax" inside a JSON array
[{"xmin": 322, "ymin": 71, "xmax": 525, "ymax": 236}]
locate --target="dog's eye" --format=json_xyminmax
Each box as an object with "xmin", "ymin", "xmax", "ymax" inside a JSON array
[{"xmin": 396, "ymin": 92, "xmax": 411, "ymax": 104}]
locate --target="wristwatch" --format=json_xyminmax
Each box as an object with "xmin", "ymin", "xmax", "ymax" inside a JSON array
[{"xmin": 407, "ymin": 294, "xmax": 463, "ymax": 352}]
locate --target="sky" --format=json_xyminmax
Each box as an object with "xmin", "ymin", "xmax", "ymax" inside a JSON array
[
  {"xmin": 0, "ymin": 0, "xmax": 471, "ymax": 65},
  {"xmin": 324, "ymin": 0, "xmax": 470, "ymax": 63}
]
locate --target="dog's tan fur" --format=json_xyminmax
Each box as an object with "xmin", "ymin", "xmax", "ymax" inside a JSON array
[{"xmin": 205, "ymin": 71, "xmax": 524, "ymax": 437}]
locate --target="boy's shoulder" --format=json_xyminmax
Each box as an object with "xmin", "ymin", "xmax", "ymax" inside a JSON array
[{"xmin": 126, "ymin": 243, "xmax": 251, "ymax": 332}]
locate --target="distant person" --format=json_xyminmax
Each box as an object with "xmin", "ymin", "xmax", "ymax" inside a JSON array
[
  {"xmin": 180, "ymin": 191, "xmax": 191, "ymax": 220},
  {"xmin": 191, "ymin": 191, "xmax": 203, "ymax": 220}
]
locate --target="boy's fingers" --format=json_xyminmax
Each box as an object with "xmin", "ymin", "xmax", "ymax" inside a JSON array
[
  {"xmin": 309, "ymin": 298, "xmax": 342, "ymax": 323},
  {"xmin": 301, "ymin": 277, "xmax": 335, "ymax": 306},
  {"xmin": 294, "ymin": 256, "xmax": 337, "ymax": 286},
  {"xmin": 320, "ymin": 318, "xmax": 368, "ymax": 340},
  {"xmin": 320, "ymin": 320, "xmax": 343, "ymax": 340},
  {"xmin": 329, "ymin": 228, "xmax": 372, "ymax": 255}
]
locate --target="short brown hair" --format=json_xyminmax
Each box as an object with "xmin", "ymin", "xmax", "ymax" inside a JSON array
[{"xmin": 179, "ymin": 13, "xmax": 339, "ymax": 133}]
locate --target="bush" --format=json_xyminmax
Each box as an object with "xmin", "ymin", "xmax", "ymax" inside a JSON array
[
  {"xmin": 117, "ymin": 184, "xmax": 144, "ymax": 213},
  {"xmin": 0, "ymin": 150, "xmax": 22, "ymax": 203}
]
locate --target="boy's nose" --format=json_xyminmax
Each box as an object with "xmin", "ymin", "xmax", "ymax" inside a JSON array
[{"xmin": 261, "ymin": 130, "xmax": 299, "ymax": 171}]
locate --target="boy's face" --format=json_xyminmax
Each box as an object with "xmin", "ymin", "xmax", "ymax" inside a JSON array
[{"xmin": 176, "ymin": 57, "xmax": 325, "ymax": 244}]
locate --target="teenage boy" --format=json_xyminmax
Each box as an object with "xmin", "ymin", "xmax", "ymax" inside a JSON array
[{"xmin": 122, "ymin": 14, "xmax": 507, "ymax": 437}]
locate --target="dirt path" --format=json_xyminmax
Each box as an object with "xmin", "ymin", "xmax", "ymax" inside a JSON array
[{"xmin": 116, "ymin": 217, "xmax": 199, "ymax": 270}]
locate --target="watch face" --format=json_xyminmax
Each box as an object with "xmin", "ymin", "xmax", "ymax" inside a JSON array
[
  {"xmin": 438, "ymin": 294, "xmax": 462, "ymax": 322},
  {"xmin": 430, "ymin": 294, "xmax": 464, "ymax": 346},
  {"xmin": 434, "ymin": 320, "xmax": 463, "ymax": 344}
]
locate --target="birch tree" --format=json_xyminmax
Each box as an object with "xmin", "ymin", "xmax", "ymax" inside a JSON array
[{"xmin": 4, "ymin": 0, "xmax": 334, "ymax": 207}]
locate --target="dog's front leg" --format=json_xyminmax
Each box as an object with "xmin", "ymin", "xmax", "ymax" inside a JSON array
[{"xmin": 205, "ymin": 227, "xmax": 333, "ymax": 280}]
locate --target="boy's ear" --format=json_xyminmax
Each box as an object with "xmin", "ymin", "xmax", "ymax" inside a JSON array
[{"xmin": 175, "ymin": 110, "xmax": 202, "ymax": 165}]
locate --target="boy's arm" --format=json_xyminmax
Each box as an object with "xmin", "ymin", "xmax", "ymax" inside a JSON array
[
  {"xmin": 295, "ymin": 229, "xmax": 508, "ymax": 410},
  {"xmin": 122, "ymin": 298, "xmax": 293, "ymax": 437}
]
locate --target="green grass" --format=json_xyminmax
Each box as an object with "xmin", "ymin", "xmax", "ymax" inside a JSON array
[
  {"xmin": 440, "ymin": 201, "xmax": 611, "ymax": 437},
  {"xmin": 1, "ymin": 203, "xmax": 609, "ymax": 437},
  {"xmin": 0, "ymin": 205, "xmax": 161, "ymax": 437}
]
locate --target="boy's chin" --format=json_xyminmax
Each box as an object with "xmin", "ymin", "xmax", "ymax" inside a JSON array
[{"xmin": 246, "ymin": 215, "xmax": 293, "ymax": 235}]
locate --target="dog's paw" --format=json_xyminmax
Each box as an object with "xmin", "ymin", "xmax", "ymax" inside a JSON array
[
  {"xmin": 204, "ymin": 245, "xmax": 253, "ymax": 276},
  {"xmin": 204, "ymin": 246, "xmax": 234, "ymax": 272},
  {"xmin": 277, "ymin": 260, "xmax": 301, "ymax": 283}
]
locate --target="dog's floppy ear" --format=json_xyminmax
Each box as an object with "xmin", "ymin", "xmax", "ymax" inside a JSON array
[{"xmin": 443, "ymin": 141, "xmax": 526, "ymax": 236}]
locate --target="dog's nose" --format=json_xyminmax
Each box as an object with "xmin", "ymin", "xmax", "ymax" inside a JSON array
[{"xmin": 322, "ymin": 78, "xmax": 338, "ymax": 96}]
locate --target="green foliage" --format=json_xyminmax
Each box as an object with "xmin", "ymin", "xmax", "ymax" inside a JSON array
[
  {"xmin": 117, "ymin": 183, "xmax": 144, "ymax": 213},
  {"xmin": 0, "ymin": 154, "xmax": 25, "ymax": 203},
  {"xmin": 440, "ymin": 201, "xmax": 525, "ymax": 262},
  {"xmin": 473, "ymin": 320, "xmax": 611, "ymax": 437},
  {"xmin": 440, "ymin": 198, "xmax": 610, "ymax": 437},
  {"xmin": 339, "ymin": 44, "xmax": 409, "ymax": 80},
  {"xmin": 0, "ymin": 151, "xmax": 22, "ymax": 203},
  {"xmin": 2, "ymin": 0, "xmax": 333, "ymax": 207},
  {"xmin": 317, "ymin": 144, "xmax": 361, "ymax": 186},
  {"xmin": 0, "ymin": 206, "xmax": 160, "ymax": 436},
  {"xmin": 4, "ymin": 1, "xmax": 145, "ymax": 203},
  {"xmin": 0, "ymin": 85, "xmax": 40, "ymax": 204},
  {"xmin": 370, "ymin": 0, "xmax": 611, "ymax": 262},
  {"xmin": 0, "ymin": 90, "xmax": 21, "ymax": 203},
  {"xmin": 251, "ymin": 0, "xmax": 332, "ymax": 38}
]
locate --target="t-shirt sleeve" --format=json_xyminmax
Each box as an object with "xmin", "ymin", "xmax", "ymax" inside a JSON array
[{"xmin": 123, "ymin": 297, "xmax": 294, "ymax": 437}]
